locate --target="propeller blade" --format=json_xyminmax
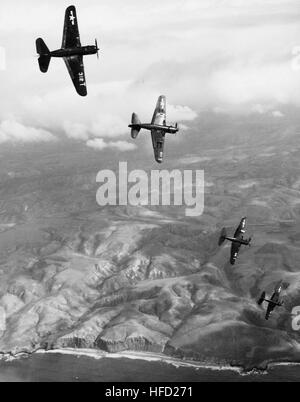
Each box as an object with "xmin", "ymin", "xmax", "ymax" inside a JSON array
[{"xmin": 95, "ymin": 39, "xmax": 99, "ymax": 59}]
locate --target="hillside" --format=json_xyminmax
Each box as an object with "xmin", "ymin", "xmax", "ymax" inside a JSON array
[{"xmin": 0, "ymin": 115, "xmax": 299, "ymax": 369}]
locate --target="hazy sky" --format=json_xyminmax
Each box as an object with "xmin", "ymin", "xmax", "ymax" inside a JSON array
[{"xmin": 0, "ymin": 0, "xmax": 299, "ymax": 151}]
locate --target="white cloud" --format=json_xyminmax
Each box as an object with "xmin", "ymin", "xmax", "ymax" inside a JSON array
[
  {"xmin": 110, "ymin": 141, "xmax": 137, "ymax": 151},
  {"xmin": 167, "ymin": 105, "xmax": 198, "ymax": 123},
  {"xmin": 19, "ymin": 80, "xmax": 198, "ymax": 144},
  {"xmin": 0, "ymin": 0, "xmax": 299, "ymax": 148},
  {"xmin": 251, "ymin": 104, "xmax": 272, "ymax": 115},
  {"xmin": 211, "ymin": 62, "xmax": 300, "ymax": 108},
  {"xmin": 86, "ymin": 138, "xmax": 137, "ymax": 152},
  {"xmin": 90, "ymin": 115, "xmax": 128, "ymax": 138},
  {"xmin": 86, "ymin": 138, "xmax": 107, "ymax": 150},
  {"xmin": 0, "ymin": 120, "xmax": 56, "ymax": 144},
  {"xmin": 272, "ymin": 110, "xmax": 284, "ymax": 117},
  {"xmin": 63, "ymin": 122, "xmax": 89, "ymax": 140}
]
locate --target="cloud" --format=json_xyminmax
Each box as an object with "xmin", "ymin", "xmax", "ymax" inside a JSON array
[
  {"xmin": 272, "ymin": 110, "xmax": 284, "ymax": 117},
  {"xmin": 211, "ymin": 62, "xmax": 300, "ymax": 108},
  {"xmin": 0, "ymin": 0, "xmax": 299, "ymax": 151},
  {"xmin": 20, "ymin": 80, "xmax": 198, "ymax": 145},
  {"xmin": 167, "ymin": 105, "xmax": 198, "ymax": 123},
  {"xmin": 250, "ymin": 104, "xmax": 284, "ymax": 117},
  {"xmin": 251, "ymin": 104, "xmax": 273, "ymax": 115},
  {"xmin": 90, "ymin": 115, "xmax": 129, "ymax": 138},
  {"xmin": 63, "ymin": 122, "xmax": 89, "ymax": 141},
  {"xmin": 86, "ymin": 138, "xmax": 107, "ymax": 150},
  {"xmin": 86, "ymin": 138, "xmax": 137, "ymax": 152},
  {"xmin": 0, "ymin": 120, "xmax": 56, "ymax": 144}
]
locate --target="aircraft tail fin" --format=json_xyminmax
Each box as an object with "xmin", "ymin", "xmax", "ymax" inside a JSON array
[
  {"xmin": 130, "ymin": 113, "xmax": 142, "ymax": 139},
  {"xmin": 36, "ymin": 38, "xmax": 51, "ymax": 73}
]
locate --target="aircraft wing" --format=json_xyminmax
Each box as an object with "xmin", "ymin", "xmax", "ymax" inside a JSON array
[
  {"xmin": 151, "ymin": 130, "xmax": 165, "ymax": 163},
  {"xmin": 62, "ymin": 5, "xmax": 81, "ymax": 49},
  {"xmin": 233, "ymin": 218, "xmax": 245, "ymax": 238},
  {"xmin": 225, "ymin": 236, "xmax": 239, "ymax": 243},
  {"xmin": 274, "ymin": 281, "xmax": 283, "ymax": 293},
  {"xmin": 265, "ymin": 302, "xmax": 275, "ymax": 319},
  {"xmin": 230, "ymin": 242, "xmax": 240, "ymax": 265},
  {"xmin": 64, "ymin": 56, "xmax": 87, "ymax": 96},
  {"xmin": 151, "ymin": 96, "xmax": 167, "ymax": 125}
]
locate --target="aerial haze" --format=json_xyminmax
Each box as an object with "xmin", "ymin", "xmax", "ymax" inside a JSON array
[{"xmin": 0, "ymin": 0, "xmax": 299, "ymax": 381}]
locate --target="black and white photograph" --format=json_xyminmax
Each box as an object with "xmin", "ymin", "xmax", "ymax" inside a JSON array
[{"xmin": 0, "ymin": 0, "xmax": 299, "ymax": 385}]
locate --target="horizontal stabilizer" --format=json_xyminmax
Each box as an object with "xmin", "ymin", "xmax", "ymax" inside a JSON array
[
  {"xmin": 38, "ymin": 55, "xmax": 51, "ymax": 73},
  {"xmin": 36, "ymin": 38, "xmax": 51, "ymax": 73},
  {"xmin": 36, "ymin": 38, "xmax": 50, "ymax": 56},
  {"xmin": 218, "ymin": 228, "xmax": 227, "ymax": 246},
  {"xmin": 132, "ymin": 113, "xmax": 141, "ymax": 125},
  {"xmin": 130, "ymin": 113, "xmax": 141, "ymax": 139},
  {"xmin": 257, "ymin": 291, "xmax": 266, "ymax": 306}
]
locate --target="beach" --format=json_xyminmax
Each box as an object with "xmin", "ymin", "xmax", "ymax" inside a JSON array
[{"xmin": 0, "ymin": 348, "xmax": 299, "ymax": 382}]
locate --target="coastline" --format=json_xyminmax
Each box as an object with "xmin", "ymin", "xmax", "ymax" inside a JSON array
[
  {"xmin": 0, "ymin": 347, "xmax": 299, "ymax": 378},
  {"xmin": 36, "ymin": 348, "xmax": 264, "ymax": 376}
]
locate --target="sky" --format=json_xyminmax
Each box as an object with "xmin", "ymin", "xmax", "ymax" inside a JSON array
[{"xmin": 0, "ymin": 0, "xmax": 299, "ymax": 151}]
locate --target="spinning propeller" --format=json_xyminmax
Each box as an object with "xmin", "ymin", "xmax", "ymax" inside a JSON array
[{"xmin": 95, "ymin": 39, "xmax": 100, "ymax": 59}]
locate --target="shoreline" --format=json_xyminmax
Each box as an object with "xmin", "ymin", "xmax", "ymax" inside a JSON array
[
  {"xmin": 0, "ymin": 347, "xmax": 299, "ymax": 377},
  {"xmin": 36, "ymin": 348, "xmax": 267, "ymax": 376}
]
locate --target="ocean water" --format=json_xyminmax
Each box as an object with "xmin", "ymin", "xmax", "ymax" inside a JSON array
[{"xmin": 0, "ymin": 353, "xmax": 299, "ymax": 382}]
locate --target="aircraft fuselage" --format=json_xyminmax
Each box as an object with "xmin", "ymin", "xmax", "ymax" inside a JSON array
[
  {"xmin": 128, "ymin": 124, "xmax": 178, "ymax": 163},
  {"xmin": 228, "ymin": 217, "xmax": 249, "ymax": 264},
  {"xmin": 130, "ymin": 123, "xmax": 178, "ymax": 134},
  {"xmin": 51, "ymin": 46, "xmax": 98, "ymax": 58},
  {"xmin": 265, "ymin": 284, "xmax": 282, "ymax": 319},
  {"xmin": 129, "ymin": 95, "xmax": 179, "ymax": 163}
]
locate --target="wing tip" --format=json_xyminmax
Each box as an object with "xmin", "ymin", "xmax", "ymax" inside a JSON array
[
  {"xmin": 66, "ymin": 5, "xmax": 76, "ymax": 11},
  {"xmin": 66, "ymin": 5, "xmax": 77, "ymax": 15},
  {"xmin": 78, "ymin": 89, "xmax": 87, "ymax": 97}
]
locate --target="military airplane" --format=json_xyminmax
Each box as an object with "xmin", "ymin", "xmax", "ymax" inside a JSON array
[
  {"xmin": 257, "ymin": 281, "xmax": 284, "ymax": 320},
  {"xmin": 129, "ymin": 96, "xmax": 179, "ymax": 163},
  {"xmin": 218, "ymin": 217, "xmax": 252, "ymax": 265},
  {"xmin": 36, "ymin": 5, "xmax": 99, "ymax": 96}
]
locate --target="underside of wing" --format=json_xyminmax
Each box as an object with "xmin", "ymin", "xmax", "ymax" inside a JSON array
[
  {"xmin": 230, "ymin": 243, "xmax": 239, "ymax": 261},
  {"xmin": 233, "ymin": 227, "xmax": 241, "ymax": 238},
  {"xmin": 151, "ymin": 130, "xmax": 165, "ymax": 163},
  {"xmin": 64, "ymin": 56, "xmax": 87, "ymax": 96},
  {"xmin": 62, "ymin": 5, "xmax": 81, "ymax": 49},
  {"xmin": 151, "ymin": 96, "xmax": 167, "ymax": 125}
]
